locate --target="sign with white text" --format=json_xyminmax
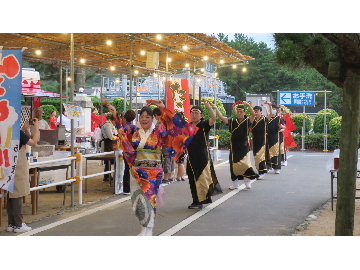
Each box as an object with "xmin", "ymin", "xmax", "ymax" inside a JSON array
[{"xmin": 278, "ymin": 91, "xmax": 315, "ymax": 106}]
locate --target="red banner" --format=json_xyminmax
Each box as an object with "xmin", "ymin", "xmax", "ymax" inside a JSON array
[{"xmin": 166, "ymin": 79, "xmax": 191, "ymax": 121}]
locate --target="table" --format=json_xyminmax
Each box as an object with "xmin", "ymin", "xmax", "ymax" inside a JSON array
[
  {"xmin": 29, "ymin": 163, "xmax": 71, "ymax": 215},
  {"xmin": 55, "ymin": 145, "xmax": 79, "ymax": 154},
  {"xmin": 85, "ymin": 154, "xmax": 116, "ymax": 193},
  {"xmin": 330, "ymin": 170, "xmax": 360, "ymax": 210}
]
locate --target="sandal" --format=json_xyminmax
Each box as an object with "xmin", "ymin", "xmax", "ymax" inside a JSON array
[
  {"xmin": 181, "ymin": 177, "xmax": 185, "ymax": 181},
  {"xmin": 188, "ymin": 204, "xmax": 203, "ymax": 209}
]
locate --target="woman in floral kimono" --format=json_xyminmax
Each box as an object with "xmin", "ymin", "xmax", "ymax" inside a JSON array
[{"xmin": 105, "ymin": 100, "xmax": 197, "ymax": 236}]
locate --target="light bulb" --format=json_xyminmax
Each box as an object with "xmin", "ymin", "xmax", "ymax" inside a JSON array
[
  {"xmin": 67, "ymin": 77, "xmax": 71, "ymax": 81},
  {"xmin": 232, "ymin": 64, "xmax": 237, "ymax": 69},
  {"xmin": 153, "ymin": 73, "xmax": 158, "ymax": 77},
  {"xmin": 183, "ymin": 45, "xmax": 188, "ymax": 50},
  {"xmin": 80, "ymin": 58, "xmax": 85, "ymax": 63},
  {"xmin": 167, "ymin": 57, "xmax": 171, "ymax": 62},
  {"xmin": 220, "ymin": 60, "xmax": 224, "ymax": 64},
  {"xmin": 242, "ymin": 67, "xmax": 247, "ymax": 72},
  {"xmin": 110, "ymin": 66, "xmax": 115, "ymax": 71},
  {"xmin": 185, "ymin": 63, "xmax": 190, "ymax": 68},
  {"xmin": 203, "ymin": 56, "xmax": 208, "ymax": 60},
  {"xmin": 201, "ymin": 68, "xmax": 205, "ymax": 72},
  {"xmin": 35, "ymin": 50, "xmax": 41, "ymax": 55},
  {"xmin": 140, "ymin": 50, "xmax": 146, "ymax": 55},
  {"xmin": 134, "ymin": 70, "xmax": 139, "ymax": 74},
  {"xmin": 106, "ymin": 40, "xmax": 112, "ymax": 45},
  {"xmin": 156, "ymin": 34, "xmax": 162, "ymax": 40}
]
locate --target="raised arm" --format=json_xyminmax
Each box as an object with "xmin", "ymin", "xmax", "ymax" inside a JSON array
[
  {"xmin": 211, "ymin": 101, "xmax": 228, "ymax": 125},
  {"xmin": 203, "ymin": 99, "xmax": 217, "ymax": 126},
  {"xmin": 264, "ymin": 101, "xmax": 272, "ymax": 121},
  {"xmin": 243, "ymin": 101, "xmax": 255, "ymax": 123}
]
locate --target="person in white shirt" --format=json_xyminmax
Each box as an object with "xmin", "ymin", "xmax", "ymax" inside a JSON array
[
  {"xmin": 28, "ymin": 107, "xmax": 50, "ymax": 142},
  {"xmin": 57, "ymin": 109, "xmax": 71, "ymax": 129}
]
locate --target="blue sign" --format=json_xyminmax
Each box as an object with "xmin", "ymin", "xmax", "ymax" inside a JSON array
[
  {"xmin": 204, "ymin": 61, "xmax": 214, "ymax": 73},
  {"xmin": 278, "ymin": 91, "xmax": 315, "ymax": 106}
]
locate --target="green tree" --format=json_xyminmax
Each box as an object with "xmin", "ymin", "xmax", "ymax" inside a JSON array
[
  {"xmin": 200, "ymin": 97, "xmax": 226, "ymax": 129},
  {"xmin": 329, "ymin": 116, "xmax": 342, "ymax": 136},
  {"xmin": 274, "ymin": 33, "xmax": 360, "ymax": 236},
  {"xmin": 313, "ymin": 109, "xmax": 339, "ymax": 133},
  {"xmin": 291, "ymin": 114, "xmax": 312, "ymax": 134}
]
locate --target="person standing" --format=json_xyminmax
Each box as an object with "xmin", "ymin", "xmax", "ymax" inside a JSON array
[
  {"xmin": 122, "ymin": 109, "xmax": 138, "ymax": 195},
  {"xmin": 7, "ymin": 118, "xmax": 39, "ymax": 233},
  {"xmin": 251, "ymin": 105, "xmax": 268, "ymax": 179},
  {"xmin": 91, "ymin": 107, "xmax": 106, "ymax": 132},
  {"xmin": 213, "ymin": 101, "xmax": 258, "ymax": 189},
  {"xmin": 100, "ymin": 113, "xmax": 118, "ymax": 182},
  {"xmin": 49, "ymin": 110, "xmax": 58, "ymax": 130},
  {"xmin": 57, "ymin": 109, "xmax": 71, "ymax": 129},
  {"xmin": 29, "ymin": 107, "xmax": 50, "ymax": 141},
  {"xmin": 105, "ymin": 100, "xmax": 196, "ymax": 236},
  {"xmin": 265, "ymin": 102, "xmax": 285, "ymax": 174},
  {"xmin": 174, "ymin": 112, "xmax": 187, "ymax": 182},
  {"xmin": 186, "ymin": 100, "xmax": 222, "ymax": 209}
]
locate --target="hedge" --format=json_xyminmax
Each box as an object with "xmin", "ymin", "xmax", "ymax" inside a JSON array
[
  {"xmin": 313, "ymin": 109, "xmax": 339, "ymax": 133},
  {"xmin": 292, "ymin": 113, "xmax": 313, "ymax": 134}
]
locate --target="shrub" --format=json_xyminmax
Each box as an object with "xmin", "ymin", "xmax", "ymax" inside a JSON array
[
  {"xmin": 313, "ymin": 109, "xmax": 339, "ymax": 133},
  {"xmin": 293, "ymin": 133, "xmax": 341, "ymax": 150},
  {"xmin": 329, "ymin": 116, "xmax": 342, "ymax": 136},
  {"xmin": 40, "ymin": 105, "xmax": 58, "ymax": 123},
  {"xmin": 112, "ymin": 97, "xmax": 129, "ymax": 114},
  {"xmin": 292, "ymin": 113, "xmax": 312, "ymax": 134},
  {"xmin": 215, "ymin": 129, "xmax": 231, "ymax": 149}
]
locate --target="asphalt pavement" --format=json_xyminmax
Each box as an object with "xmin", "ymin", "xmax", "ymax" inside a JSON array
[{"xmin": 3, "ymin": 150, "xmax": 333, "ymax": 236}]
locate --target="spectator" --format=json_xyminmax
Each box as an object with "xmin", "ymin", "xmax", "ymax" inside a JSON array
[
  {"xmin": 29, "ymin": 107, "xmax": 50, "ymax": 141},
  {"xmin": 49, "ymin": 110, "xmax": 58, "ymax": 130},
  {"xmin": 122, "ymin": 109, "xmax": 138, "ymax": 194},
  {"xmin": 7, "ymin": 118, "xmax": 39, "ymax": 233},
  {"xmin": 57, "ymin": 109, "xmax": 71, "ymax": 129},
  {"xmin": 100, "ymin": 113, "xmax": 118, "ymax": 181}
]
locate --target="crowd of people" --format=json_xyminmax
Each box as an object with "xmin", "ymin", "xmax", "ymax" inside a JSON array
[{"xmin": 6, "ymin": 99, "xmax": 295, "ymax": 235}]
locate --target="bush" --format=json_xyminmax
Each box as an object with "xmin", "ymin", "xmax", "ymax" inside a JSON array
[
  {"xmin": 293, "ymin": 133, "xmax": 341, "ymax": 150},
  {"xmin": 313, "ymin": 109, "xmax": 339, "ymax": 133},
  {"xmin": 112, "ymin": 97, "xmax": 129, "ymax": 114},
  {"xmin": 292, "ymin": 113, "xmax": 312, "ymax": 134},
  {"xmin": 329, "ymin": 116, "xmax": 342, "ymax": 136},
  {"xmin": 40, "ymin": 105, "xmax": 58, "ymax": 123},
  {"xmin": 215, "ymin": 129, "xmax": 231, "ymax": 149}
]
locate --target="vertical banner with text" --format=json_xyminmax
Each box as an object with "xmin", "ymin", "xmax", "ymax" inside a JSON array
[
  {"xmin": 0, "ymin": 49, "xmax": 22, "ymax": 192},
  {"xmin": 166, "ymin": 79, "xmax": 191, "ymax": 121}
]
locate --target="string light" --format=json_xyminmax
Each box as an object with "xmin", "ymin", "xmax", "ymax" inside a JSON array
[
  {"xmin": 232, "ymin": 64, "xmax": 237, "ymax": 69},
  {"xmin": 110, "ymin": 66, "xmax": 115, "ymax": 71},
  {"xmin": 106, "ymin": 40, "xmax": 112, "ymax": 45},
  {"xmin": 153, "ymin": 73, "xmax": 158, "ymax": 77},
  {"xmin": 185, "ymin": 63, "xmax": 190, "ymax": 68},
  {"xmin": 242, "ymin": 67, "xmax": 247, "ymax": 72},
  {"xmin": 203, "ymin": 56, "xmax": 208, "ymax": 61},
  {"xmin": 80, "ymin": 58, "xmax": 85, "ymax": 63},
  {"xmin": 140, "ymin": 50, "xmax": 146, "ymax": 55},
  {"xmin": 67, "ymin": 77, "xmax": 71, "ymax": 81},
  {"xmin": 156, "ymin": 34, "xmax": 162, "ymax": 40},
  {"xmin": 167, "ymin": 57, "xmax": 171, "ymax": 62},
  {"xmin": 35, "ymin": 50, "xmax": 41, "ymax": 55},
  {"xmin": 134, "ymin": 70, "xmax": 139, "ymax": 74},
  {"xmin": 215, "ymin": 72, "xmax": 218, "ymax": 77},
  {"xmin": 183, "ymin": 45, "xmax": 188, "ymax": 50},
  {"xmin": 201, "ymin": 68, "xmax": 205, "ymax": 72},
  {"xmin": 220, "ymin": 59, "xmax": 224, "ymax": 64}
]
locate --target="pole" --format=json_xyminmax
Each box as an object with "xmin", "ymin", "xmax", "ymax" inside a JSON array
[
  {"xmin": 324, "ymin": 90, "xmax": 328, "ymax": 152},
  {"xmin": 193, "ymin": 61, "xmax": 196, "ymax": 105},
  {"xmin": 70, "ymin": 33, "xmax": 75, "ymax": 207},
  {"xmin": 59, "ymin": 66, "xmax": 62, "ymax": 124},
  {"xmin": 135, "ymin": 77, "xmax": 138, "ymax": 111},
  {"xmin": 129, "ymin": 40, "xmax": 133, "ymax": 110},
  {"xmin": 165, "ymin": 51, "xmax": 168, "ymax": 104},
  {"xmin": 100, "ymin": 74, "xmax": 103, "ymax": 116},
  {"xmin": 302, "ymin": 105, "xmax": 305, "ymax": 152}
]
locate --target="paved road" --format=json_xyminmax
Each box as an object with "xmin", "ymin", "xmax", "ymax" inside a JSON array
[{"xmin": 4, "ymin": 150, "xmax": 333, "ymax": 236}]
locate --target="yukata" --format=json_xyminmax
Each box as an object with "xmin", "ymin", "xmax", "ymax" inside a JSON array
[
  {"xmin": 228, "ymin": 117, "xmax": 259, "ymax": 181},
  {"xmin": 186, "ymin": 120, "xmax": 222, "ymax": 205},
  {"xmin": 119, "ymin": 108, "xmax": 197, "ymax": 228},
  {"xmin": 266, "ymin": 115, "xmax": 285, "ymax": 170},
  {"xmin": 251, "ymin": 116, "xmax": 268, "ymax": 175}
]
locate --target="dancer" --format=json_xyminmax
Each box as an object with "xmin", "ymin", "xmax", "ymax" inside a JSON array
[
  {"xmin": 105, "ymin": 100, "xmax": 196, "ymax": 236},
  {"xmin": 186, "ymin": 100, "xmax": 222, "ymax": 209},
  {"xmin": 212, "ymin": 101, "xmax": 258, "ymax": 189},
  {"xmin": 251, "ymin": 105, "xmax": 268, "ymax": 179},
  {"xmin": 278, "ymin": 105, "xmax": 297, "ymax": 166},
  {"xmin": 265, "ymin": 102, "xmax": 285, "ymax": 174}
]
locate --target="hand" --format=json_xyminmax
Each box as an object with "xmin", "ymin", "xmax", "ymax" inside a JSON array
[
  {"xmin": 243, "ymin": 101, "xmax": 250, "ymax": 106},
  {"xmin": 22, "ymin": 119, "xmax": 31, "ymax": 130},
  {"xmin": 147, "ymin": 100, "xmax": 165, "ymax": 108},
  {"xmin": 32, "ymin": 118, "xmax": 39, "ymax": 128}
]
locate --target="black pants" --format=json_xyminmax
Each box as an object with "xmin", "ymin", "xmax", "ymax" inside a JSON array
[
  {"xmin": 123, "ymin": 161, "xmax": 130, "ymax": 193},
  {"xmin": 7, "ymin": 197, "xmax": 23, "ymax": 228}
]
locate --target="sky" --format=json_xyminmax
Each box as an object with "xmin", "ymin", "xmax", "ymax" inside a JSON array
[{"xmin": 213, "ymin": 33, "xmax": 275, "ymax": 49}]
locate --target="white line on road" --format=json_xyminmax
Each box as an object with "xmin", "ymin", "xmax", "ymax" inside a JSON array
[{"xmin": 18, "ymin": 196, "xmax": 131, "ymax": 236}]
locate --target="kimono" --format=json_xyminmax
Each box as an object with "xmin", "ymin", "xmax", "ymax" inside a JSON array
[
  {"xmin": 119, "ymin": 108, "xmax": 197, "ymax": 228},
  {"xmin": 251, "ymin": 116, "xmax": 268, "ymax": 175},
  {"xmin": 186, "ymin": 120, "xmax": 222, "ymax": 205},
  {"xmin": 228, "ymin": 118, "xmax": 259, "ymax": 180},
  {"xmin": 266, "ymin": 115, "xmax": 285, "ymax": 170}
]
